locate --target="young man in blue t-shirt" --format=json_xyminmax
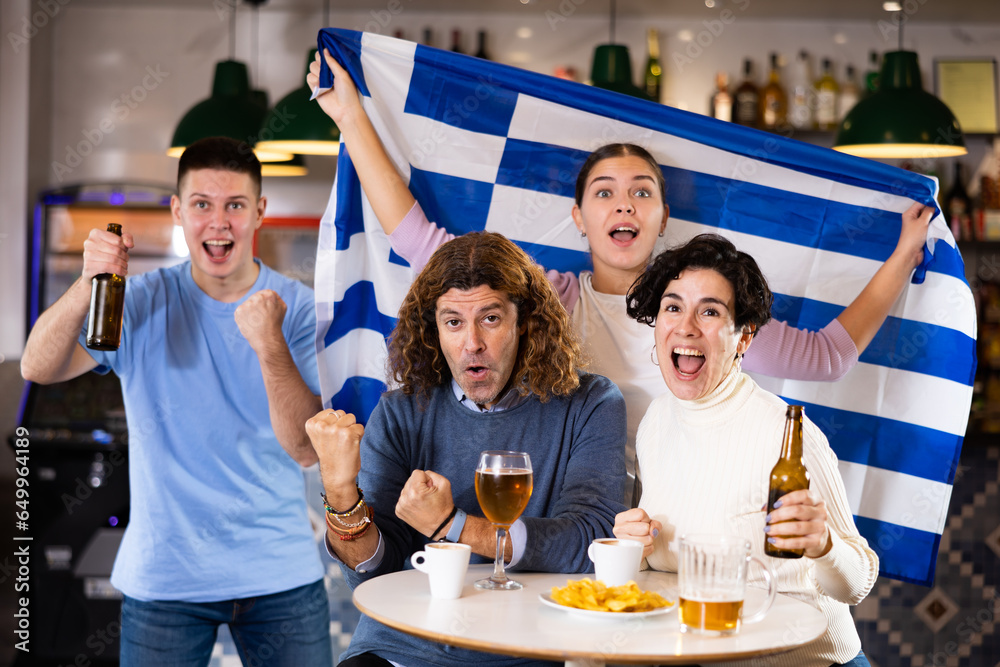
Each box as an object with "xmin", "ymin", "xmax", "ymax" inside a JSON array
[{"xmin": 21, "ymin": 137, "xmax": 333, "ymax": 665}]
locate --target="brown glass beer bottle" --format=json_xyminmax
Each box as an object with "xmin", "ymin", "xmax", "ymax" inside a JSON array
[
  {"xmin": 765, "ymin": 404, "xmax": 810, "ymax": 558},
  {"xmin": 86, "ymin": 223, "xmax": 126, "ymax": 350}
]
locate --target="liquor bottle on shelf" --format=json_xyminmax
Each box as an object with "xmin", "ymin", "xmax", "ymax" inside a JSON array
[
  {"xmin": 760, "ymin": 52, "xmax": 787, "ymax": 131},
  {"xmin": 393, "ymin": 29, "xmax": 404, "ymax": 41},
  {"xmin": 838, "ymin": 65, "xmax": 860, "ymax": 122},
  {"xmin": 864, "ymin": 50, "xmax": 880, "ymax": 97},
  {"xmin": 814, "ymin": 58, "xmax": 840, "ymax": 131},
  {"xmin": 710, "ymin": 71, "xmax": 733, "ymax": 122},
  {"xmin": 733, "ymin": 59, "xmax": 760, "ymax": 128},
  {"xmin": 87, "ymin": 223, "xmax": 126, "ymax": 351},
  {"xmin": 450, "ymin": 29, "xmax": 463, "ymax": 53},
  {"xmin": 788, "ymin": 50, "xmax": 814, "ymax": 130},
  {"xmin": 474, "ymin": 30, "xmax": 490, "ymax": 60},
  {"xmin": 422, "ymin": 27, "xmax": 434, "ymax": 47},
  {"xmin": 765, "ymin": 405, "xmax": 810, "ymax": 559},
  {"xmin": 644, "ymin": 28, "xmax": 663, "ymax": 103},
  {"xmin": 945, "ymin": 161, "xmax": 973, "ymax": 241}
]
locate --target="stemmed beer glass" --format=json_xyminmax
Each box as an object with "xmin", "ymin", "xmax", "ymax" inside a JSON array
[{"xmin": 474, "ymin": 450, "xmax": 533, "ymax": 590}]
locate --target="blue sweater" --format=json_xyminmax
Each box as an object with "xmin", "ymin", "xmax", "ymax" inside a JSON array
[{"xmin": 342, "ymin": 372, "xmax": 627, "ymax": 667}]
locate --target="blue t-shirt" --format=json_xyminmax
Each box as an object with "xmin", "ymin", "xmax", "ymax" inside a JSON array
[{"xmin": 81, "ymin": 260, "xmax": 323, "ymax": 602}]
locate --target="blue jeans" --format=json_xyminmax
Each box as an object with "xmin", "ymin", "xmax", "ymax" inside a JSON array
[
  {"xmin": 836, "ymin": 650, "xmax": 872, "ymax": 666},
  {"xmin": 120, "ymin": 579, "xmax": 333, "ymax": 667}
]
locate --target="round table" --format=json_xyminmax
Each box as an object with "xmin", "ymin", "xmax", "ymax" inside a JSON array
[{"xmin": 352, "ymin": 565, "xmax": 827, "ymax": 666}]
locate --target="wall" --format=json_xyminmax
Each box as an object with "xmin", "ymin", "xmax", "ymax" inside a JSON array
[{"xmin": 1, "ymin": 4, "xmax": 996, "ymax": 360}]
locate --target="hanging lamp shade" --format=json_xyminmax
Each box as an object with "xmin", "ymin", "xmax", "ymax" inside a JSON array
[
  {"xmin": 590, "ymin": 44, "xmax": 650, "ymax": 100},
  {"xmin": 168, "ymin": 60, "xmax": 293, "ymax": 162},
  {"xmin": 261, "ymin": 153, "xmax": 308, "ymax": 177},
  {"xmin": 833, "ymin": 51, "xmax": 966, "ymax": 159},
  {"xmin": 251, "ymin": 89, "xmax": 308, "ymax": 176},
  {"xmin": 255, "ymin": 50, "xmax": 341, "ymax": 156}
]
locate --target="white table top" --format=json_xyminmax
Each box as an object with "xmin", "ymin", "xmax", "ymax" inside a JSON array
[{"xmin": 352, "ymin": 564, "xmax": 827, "ymax": 666}]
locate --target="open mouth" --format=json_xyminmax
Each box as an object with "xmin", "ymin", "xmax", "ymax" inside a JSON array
[
  {"xmin": 672, "ymin": 347, "xmax": 705, "ymax": 376},
  {"xmin": 609, "ymin": 225, "xmax": 638, "ymax": 242},
  {"xmin": 204, "ymin": 239, "xmax": 233, "ymax": 260},
  {"xmin": 465, "ymin": 365, "xmax": 489, "ymax": 379}
]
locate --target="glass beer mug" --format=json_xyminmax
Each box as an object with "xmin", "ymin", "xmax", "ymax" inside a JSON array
[{"xmin": 678, "ymin": 534, "xmax": 777, "ymax": 636}]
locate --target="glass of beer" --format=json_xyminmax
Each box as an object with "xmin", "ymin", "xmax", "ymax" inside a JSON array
[
  {"xmin": 677, "ymin": 534, "xmax": 776, "ymax": 636},
  {"xmin": 474, "ymin": 450, "xmax": 533, "ymax": 590}
]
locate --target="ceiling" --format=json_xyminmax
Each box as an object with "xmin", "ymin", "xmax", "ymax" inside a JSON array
[{"xmin": 65, "ymin": 0, "xmax": 1000, "ymax": 24}]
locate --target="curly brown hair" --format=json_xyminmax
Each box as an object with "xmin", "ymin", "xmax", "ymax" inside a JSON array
[
  {"xmin": 387, "ymin": 232, "xmax": 582, "ymax": 402},
  {"xmin": 626, "ymin": 233, "xmax": 773, "ymax": 333}
]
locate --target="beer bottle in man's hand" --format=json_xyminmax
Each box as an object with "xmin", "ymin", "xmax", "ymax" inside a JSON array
[
  {"xmin": 765, "ymin": 404, "xmax": 810, "ymax": 558},
  {"xmin": 86, "ymin": 223, "xmax": 126, "ymax": 350}
]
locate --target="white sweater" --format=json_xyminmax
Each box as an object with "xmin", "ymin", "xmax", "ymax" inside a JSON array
[{"xmin": 636, "ymin": 366, "xmax": 878, "ymax": 667}]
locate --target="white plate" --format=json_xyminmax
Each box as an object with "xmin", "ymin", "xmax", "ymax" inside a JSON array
[{"xmin": 538, "ymin": 592, "xmax": 676, "ymax": 620}]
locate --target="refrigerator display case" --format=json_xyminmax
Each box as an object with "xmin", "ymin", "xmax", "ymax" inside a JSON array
[
  {"xmin": 18, "ymin": 183, "xmax": 182, "ymax": 664},
  {"xmin": 15, "ymin": 183, "xmax": 321, "ymax": 664}
]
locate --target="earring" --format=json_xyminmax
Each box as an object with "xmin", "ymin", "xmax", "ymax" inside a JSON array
[
  {"xmin": 651, "ymin": 344, "xmax": 659, "ymax": 366},
  {"xmin": 580, "ymin": 231, "xmax": 587, "ymax": 239},
  {"xmin": 658, "ymin": 231, "xmax": 664, "ymax": 237}
]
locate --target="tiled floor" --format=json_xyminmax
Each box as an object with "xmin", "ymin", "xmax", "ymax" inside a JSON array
[{"xmin": 853, "ymin": 443, "xmax": 1000, "ymax": 667}]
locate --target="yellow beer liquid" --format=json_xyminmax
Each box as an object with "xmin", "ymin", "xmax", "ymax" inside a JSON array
[
  {"xmin": 475, "ymin": 468, "xmax": 532, "ymax": 526},
  {"xmin": 679, "ymin": 597, "xmax": 744, "ymax": 633}
]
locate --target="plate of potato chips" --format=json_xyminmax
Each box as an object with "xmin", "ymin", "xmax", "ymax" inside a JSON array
[{"xmin": 541, "ymin": 578, "xmax": 675, "ymax": 619}]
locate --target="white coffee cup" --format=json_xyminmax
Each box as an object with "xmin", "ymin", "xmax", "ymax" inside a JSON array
[
  {"xmin": 411, "ymin": 542, "xmax": 472, "ymax": 599},
  {"xmin": 587, "ymin": 537, "xmax": 643, "ymax": 587}
]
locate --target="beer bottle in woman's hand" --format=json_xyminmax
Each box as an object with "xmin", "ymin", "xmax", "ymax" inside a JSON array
[
  {"xmin": 86, "ymin": 223, "xmax": 126, "ymax": 350},
  {"xmin": 765, "ymin": 405, "xmax": 810, "ymax": 558}
]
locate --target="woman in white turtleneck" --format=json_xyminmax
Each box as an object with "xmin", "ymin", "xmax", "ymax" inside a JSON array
[{"xmin": 613, "ymin": 234, "xmax": 878, "ymax": 667}]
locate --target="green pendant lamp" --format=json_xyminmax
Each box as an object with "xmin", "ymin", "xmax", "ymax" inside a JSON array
[
  {"xmin": 255, "ymin": 49, "xmax": 341, "ymax": 156},
  {"xmin": 589, "ymin": 0, "xmax": 650, "ymax": 100},
  {"xmin": 833, "ymin": 16, "xmax": 965, "ymax": 159},
  {"xmin": 168, "ymin": 3, "xmax": 291, "ymax": 162},
  {"xmin": 251, "ymin": 90, "xmax": 308, "ymax": 176},
  {"xmin": 261, "ymin": 153, "xmax": 309, "ymax": 177},
  {"xmin": 591, "ymin": 44, "xmax": 650, "ymax": 100},
  {"xmin": 168, "ymin": 61, "xmax": 291, "ymax": 162}
]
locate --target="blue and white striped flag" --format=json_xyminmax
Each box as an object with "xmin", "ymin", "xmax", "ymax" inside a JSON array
[{"xmin": 313, "ymin": 28, "xmax": 976, "ymax": 586}]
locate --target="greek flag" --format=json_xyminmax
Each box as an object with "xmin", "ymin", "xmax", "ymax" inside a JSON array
[{"xmin": 313, "ymin": 28, "xmax": 976, "ymax": 586}]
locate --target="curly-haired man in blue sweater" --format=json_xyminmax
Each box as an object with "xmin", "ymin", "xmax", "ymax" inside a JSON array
[{"xmin": 307, "ymin": 231, "xmax": 627, "ymax": 667}]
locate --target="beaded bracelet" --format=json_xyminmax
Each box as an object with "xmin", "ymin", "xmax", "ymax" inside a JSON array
[
  {"xmin": 327, "ymin": 504, "xmax": 373, "ymax": 541},
  {"xmin": 330, "ymin": 499, "xmax": 370, "ymax": 529},
  {"xmin": 336, "ymin": 519, "xmax": 372, "ymax": 541},
  {"xmin": 326, "ymin": 502, "xmax": 371, "ymax": 534},
  {"xmin": 321, "ymin": 485, "xmax": 364, "ymax": 516}
]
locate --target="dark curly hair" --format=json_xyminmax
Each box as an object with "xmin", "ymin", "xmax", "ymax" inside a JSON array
[
  {"xmin": 387, "ymin": 232, "xmax": 583, "ymax": 402},
  {"xmin": 626, "ymin": 234, "xmax": 773, "ymax": 333}
]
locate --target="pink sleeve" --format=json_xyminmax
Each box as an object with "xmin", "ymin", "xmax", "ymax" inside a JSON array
[
  {"xmin": 743, "ymin": 318, "xmax": 859, "ymax": 381},
  {"xmin": 388, "ymin": 201, "xmax": 456, "ymax": 275},
  {"xmin": 545, "ymin": 269, "xmax": 581, "ymax": 314},
  {"xmin": 390, "ymin": 201, "xmax": 582, "ymax": 313}
]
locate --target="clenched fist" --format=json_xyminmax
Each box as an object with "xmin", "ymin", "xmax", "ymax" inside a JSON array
[
  {"xmin": 235, "ymin": 289, "xmax": 286, "ymax": 352},
  {"xmin": 306, "ymin": 409, "xmax": 365, "ymax": 509}
]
